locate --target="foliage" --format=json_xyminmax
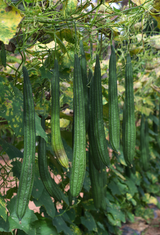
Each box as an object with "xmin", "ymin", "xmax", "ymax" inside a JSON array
[{"xmin": 0, "ymin": 0, "xmax": 160, "ymax": 234}]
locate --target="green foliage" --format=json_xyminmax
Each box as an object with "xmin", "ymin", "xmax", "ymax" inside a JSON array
[{"xmin": 1, "ymin": 0, "xmax": 160, "ymax": 234}]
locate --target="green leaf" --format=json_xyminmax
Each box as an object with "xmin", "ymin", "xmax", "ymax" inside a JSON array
[
  {"xmin": 0, "ymin": 216, "xmax": 9, "ymax": 232},
  {"xmin": 126, "ymin": 211, "xmax": 134, "ymax": 223},
  {"xmin": 0, "ymin": 195, "xmax": 7, "ymax": 221},
  {"xmin": 0, "ymin": 139, "xmax": 23, "ymax": 159},
  {"xmin": 126, "ymin": 193, "xmax": 137, "ymax": 206},
  {"xmin": 0, "ymin": 81, "xmax": 48, "ymax": 141},
  {"xmin": 52, "ymin": 216, "xmax": 74, "ymax": 235},
  {"xmin": 62, "ymin": 88, "xmax": 73, "ymax": 109},
  {"xmin": 80, "ymin": 211, "xmax": 98, "ymax": 232},
  {"xmin": 146, "ymin": 172, "xmax": 158, "ymax": 184},
  {"xmin": 16, "ymin": 230, "xmax": 27, "ymax": 235},
  {"xmin": 97, "ymin": 227, "xmax": 109, "ymax": 235},
  {"xmin": 12, "ymin": 160, "xmax": 22, "ymax": 178},
  {"xmin": 81, "ymin": 199, "xmax": 97, "ymax": 211},
  {"xmin": 61, "ymin": 131, "xmax": 73, "ymax": 148},
  {"xmin": 97, "ymin": 222, "xmax": 106, "ymax": 231},
  {"xmin": 125, "ymin": 178, "xmax": 138, "ymax": 196},
  {"xmin": 35, "ymin": 114, "xmax": 48, "ymax": 142},
  {"xmin": 108, "ymin": 178, "xmax": 127, "ymax": 196},
  {"xmin": 33, "ymin": 218, "xmax": 58, "ymax": 235},
  {"xmin": 62, "ymin": 138, "xmax": 73, "ymax": 162},
  {"xmin": 106, "ymin": 191, "xmax": 115, "ymax": 202},
  {"xmin": 7, "ymin": 196, "xmax": 37, "ymax": 235},
  {"xmin": 0, "ymin": 83, "xmax": 23, "ymax": 137},
  {"xmin": 118, "ymin": 150, "xmax": 127, "ymax": 166},
  {"xmin": 34, "ymin": 189, "xmax": 56, "ymax": 219},
  {"xmin": 6, "ymin": 187, "xmax": 17, "ymax": 200},
  {"xmin": 70, "ymin": 224, "xmax": 82, "ymax": 234},
  {"xmin": 39, "ymin": 66, "xmax": 52, "ymax": 81},
  {"xmin": 106, "ymin": 204, "xmax": 126, "ymax": 224},
  {"xmin": 32, "ymin": 164, "xmax": 44, "ymax": 200},
  {"xmin": 108, "ymin": 181, "xmax": 121, "ymax": 195},
  {"xmin": 107, "ymin": 213, "xmax": 121, "ymax": 227},
  {"xmin": 65, "ymin": 208, "xmax": 76, "ymax": 222}
]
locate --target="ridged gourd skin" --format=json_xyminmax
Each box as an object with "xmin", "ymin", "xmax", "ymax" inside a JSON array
[
  {"xmin": 80, "ymin": 40, "xmax": 89, "ymax": 134},
  {"xmin": 51, "ymin": 59, "xmax": 69, "ymax": 169},
  {"xmin": 70, "ymin": 54, "xmax": 86, "ymax": 197},
  {"xmin": 16, "ymin": 66, "xmax": 36, "ymax": 221},
  {"xmin": 123, "ymin": 54, "xmax": 136, "ymax": 166},
  {"xmin": 1, "ymin": 42, "xmax": 6, "ymax": 68},
  {"xmin": 92, "ymin": 54, "xmax": 110, "ymax": 167},
  {"xmin": 88, "ymin": 69, "xmax": 104, "ymax": 171},
  {"xmin": 140, "ymin": 115, "xmax": 150, "ymax": 171},
  {"xmin": 38, "ymin": 117, "xmax": 69, "ymax": 205},
  {"xmin": 109, "ymin": 45, "xmax": 120, "ymax": 152},
  {"xmin": 89, "ymin": 147, "xmax": 107, "ymax": 210}
]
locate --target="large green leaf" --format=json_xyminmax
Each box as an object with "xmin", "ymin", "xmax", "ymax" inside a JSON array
[
  {"xmin": 0, "ymin": 139, "xmax": 23, "ymax": 159},
  {"xmin": 52, "ymin": 215, "xmax": 74, "ymax": 235},
  {"xmin": 33, "ymin": 218, "xmax": 59, "ymax": 235},
  {"xmin": 12, "ymin": 160, "xmax": 22, "ymax": 178},
  {"xmin": 34, "ymin": 189, "xmax": 56, "ymax": 219},
  {"xmin": 106, "ymin": 204, "xmax": 126, "ymax": 224},
  {"xmin": 32, "ymin": 164, "xmax": 44, "ymax": 200},
  {"xmin": 35, "ymin": 113, "xmax": 48, "ymax": 142},
  {"xmin": 0, "ymin": 83, "xmax": 23, "ymax": 137},
  {"xmin": 7, "ymin": 196, "xmax": 37, "ymax": 234},
  {"xmin": 0, "ymin": 79, "xmax": 48, "ymax": 141},
  {"xmin": 80, "ymin": 211, "xmax": 98, "ymax": 232},
  {"xmin": 125, "ymin": 178, "xmax": 138, "ymax": 196},
  {"xmin": 0, "ymin": 217, "xmax": 9, "ymax": 232}
]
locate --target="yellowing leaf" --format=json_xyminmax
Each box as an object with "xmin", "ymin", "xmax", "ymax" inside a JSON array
[
  {"xmin": 143, "ymin": 193, "xmax": 158, "ymax": 205},
  {"xmin": 60, "ymin": 118, "xmax": 70, "ymax": 128},
  {"xmin": 0, "ymin": 0, "xmax": 24, "ymax": 43},
  {"xmin": 131, "ymin": 0, "xmax": 147, "ymax": 6},
  {"xmin": 62, "ymin": 0, "xmax": 77, "ymax": 17},
  {"xmin": 151, "ymin": 84, "xmax": 160, "ymax": 93},
  {"xmin": 130, "ymin": 46, "xmax": 144, "ymax": 55},
  {"xmin": 98, "ymin": 3, "xmax": 113, "ymax": 14},
  {"xmin": 149, "ymin": 35, "xmax": 160, "ymax": 49},
  {"xmin": 153, "ymin": 0, "xmax": 160, "ymax": 11},
  {"xmin": 150, "ymin": 0, "xmax": 160, "ymax": 28},
  {"xmin": 118, "ymin": 84, "xmax": 125, "ymax": 93}
]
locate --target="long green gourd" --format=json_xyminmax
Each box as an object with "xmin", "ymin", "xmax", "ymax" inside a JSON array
[
  {"xmin": 90, "ymin": 146, "xmax": 107, "ymax": 210},
  {"xmin": 70, "ymin": 54, "xmax": 86, "ymax": 197},
  {"xmin": 88, "ymin": 68, "xmax": 104, "ymax": 171},
  {"xmin": 51, "ymin": 59, "xmax": 69, "ymax": 169},
  {"xmin": 123, "ymin": 54, "xmax": 136, "ymax": 166},
  {"xmin": 140, "ymin": 115, "xmax": 150, "ymax": 171},
  {"xmin": 80, "ymin": 40, "xmax": 89, "ymax": 133},
  {"xmin": 89, "ymin": 147, "xmax": 107, "ymax": 210},
  {"xmin": 140, "ymin": 114, "xmax": 146, "ymax": 169},
  {"xmin": 109, "ymin": 45, "xmax": 120, "ymax": 152},
  {"xmin": 38, "ymin": 117, "xmax": 69, "ymax": 205},
  {"xmin": 92, "ymin": 54, "xmax": 110, "ymax": 166},
  {"xmin": 16, "ymin": 66, "xmax": 36, "ymax": 221}
]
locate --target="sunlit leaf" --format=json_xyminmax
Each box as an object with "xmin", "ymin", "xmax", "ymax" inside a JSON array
[
  {"xmin": 0, "ymin": 0, "xmax": 24, "ymax": 43},
  {"xmin": 131, "ymin": 0, "xmax": 147, "ymax": 6},
  {"xmin": 62, "ymin": 0, "xmax": 77, "ymax": 17}
]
